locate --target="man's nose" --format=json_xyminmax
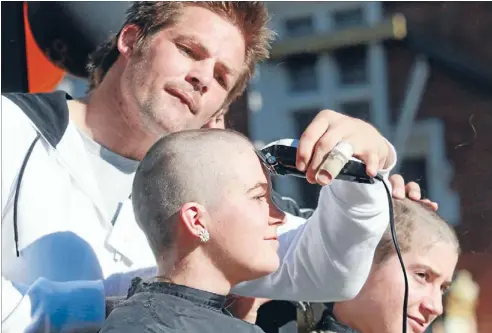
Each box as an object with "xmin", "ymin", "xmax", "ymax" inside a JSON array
[{"xmin": 185, "ymin": 59, "xmax": 214, "ymax": 95}]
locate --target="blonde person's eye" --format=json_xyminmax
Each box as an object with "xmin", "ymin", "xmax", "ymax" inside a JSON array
[{"xmin": 441, "ymin": 284, "xmax": 451, "ymax": 295}]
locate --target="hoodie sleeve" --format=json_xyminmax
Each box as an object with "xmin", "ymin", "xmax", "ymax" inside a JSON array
[{"xmin": 232, "ymin": 144, "xmax": 396, "ymax": 302}]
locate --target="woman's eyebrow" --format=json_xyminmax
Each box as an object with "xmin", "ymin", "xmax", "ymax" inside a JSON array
[{"xmin": 247, "ymin": 182, "xmax": 268, "ymax": 194}]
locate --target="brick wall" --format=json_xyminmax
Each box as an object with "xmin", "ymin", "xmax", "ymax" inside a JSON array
[{"xmin": 385, "ymin": 2, "xmax": 492, "ymax": 331}]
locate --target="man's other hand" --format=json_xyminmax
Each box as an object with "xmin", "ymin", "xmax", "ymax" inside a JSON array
[{"xmin": 389, "ymin": 174, "xmax": 438, "ymax": 211}]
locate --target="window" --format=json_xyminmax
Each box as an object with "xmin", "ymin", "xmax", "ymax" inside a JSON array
[
  {"xmin": 285, "ymin": 53, "xmax": 319, "ymax": 92},
  {"xmin": 292, "ymin": 109, "xmax": 322, "ymax": 209},
  {"xmin": 340, "ymin": 100, "xmax": 371, "ymax": 122},
  {"xmin": 334, "ymin": 45, "xmax": 368, "ymax": 85},
  {"xmin": 332, "ymin": 8, "xmax": 365, "ymax": 30},
  {"xmin": 391, "ymin": 120, "xmax": 460, "ymax": 225},
  {"xmin": 285, "ymin": 16, "xmax": 314, "ymax": 37},
  {"xmin": 398, "ymin": 157, "xmax": 429, "ymax": 198}
]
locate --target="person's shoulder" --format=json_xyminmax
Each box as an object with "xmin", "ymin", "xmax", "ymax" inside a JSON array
[
  {"xmin": 102, "ymin": 296, "xmax": 161, "ymax": 333},
  {"xmin": 2, "ymin": 91, "xmax": 70, "ymax": 114},
  {"xmin": 2, "ymin": 91, "xmax": 72, "ymax": 147},
  {"xmin": 102, "ymin": 293, "xmax": 200, "ymax": 333}
]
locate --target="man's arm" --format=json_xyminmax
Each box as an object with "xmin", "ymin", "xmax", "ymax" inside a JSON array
[
  {"xmin": 232, "ymin": 178, "xmax": 437, "ymax": 329},
  {"xmin": 232, "ymin": 110, "xmax": 396, "ymax": 301},
  {"xmin": 232, "ymin": 156, "xmax": 394, "ymax": 301}
]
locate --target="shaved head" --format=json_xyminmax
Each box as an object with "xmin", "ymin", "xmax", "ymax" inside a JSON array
[{"xmin": 132, "ymin": 128, "xmax": 257, "ymax": 258}]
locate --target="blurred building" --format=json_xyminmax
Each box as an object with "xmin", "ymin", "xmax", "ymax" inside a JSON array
[
  {"xmin": 384, "ymin": 3, "xmax": 492, "ymax": 333},
  {"xmin": 245, "ymin": 1, "xmax": 492, "ymax": 332}
]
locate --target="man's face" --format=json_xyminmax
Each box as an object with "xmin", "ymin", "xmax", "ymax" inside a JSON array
[
  {"xmin": 206, "ymin": 147, "xmax": 285, "ymax": 284},
  {"xmin": 344, "ymin": 241, "xmax": 458, "ymax": 333},
  {"xmin": 121, "ymin": 6, "xmax": 245, "ymax": 137}
]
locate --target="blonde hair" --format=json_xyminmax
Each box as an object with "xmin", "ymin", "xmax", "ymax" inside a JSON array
[
  {"xmin": 86, "ymin": 1, "xmax": 274, "ymax": 106},
  {"xmin": 374, "ymin": 198, "xmax": 460, "ymax": 264}
]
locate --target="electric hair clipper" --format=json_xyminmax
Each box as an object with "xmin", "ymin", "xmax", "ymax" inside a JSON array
[{"xmin": 257, "ymin": 139, "xmax": 375, "ymax": 184}]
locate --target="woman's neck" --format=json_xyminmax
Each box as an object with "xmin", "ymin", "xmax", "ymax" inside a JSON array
[{"xmin": 157, "ymin": 252, "xmax": 234, "ymax": 296}]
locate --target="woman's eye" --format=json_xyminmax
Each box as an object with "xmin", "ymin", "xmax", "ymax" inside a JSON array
[
  {"xmin": 416, "ymin": 272, "xmax": 428, "ymax": 280},
  {"xmin": 255, "ymin": 195, "xmax": 267, "ymax": 202}
]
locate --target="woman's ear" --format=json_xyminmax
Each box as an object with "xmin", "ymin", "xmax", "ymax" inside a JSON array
[
  {"xmin": 178, "ymin": 202, "xmax": 210, "ymax": 242},
  {"xmin": 117, "ymin": 24, "xmax": 141, "ymax": 59}
]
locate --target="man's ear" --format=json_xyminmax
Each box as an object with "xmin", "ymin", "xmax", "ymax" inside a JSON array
[
  {"xmin": 178, "ymin": 202, "xmax": 209, "ymax": 241},
  {"xmin": 117, "ymin": 24, "xmax": 141, "ymax": 59}
]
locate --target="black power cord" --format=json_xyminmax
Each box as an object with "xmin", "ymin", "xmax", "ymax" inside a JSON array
[{"xmin": 375, "ymin": 174, "xmax": 408, "ymax": 333}]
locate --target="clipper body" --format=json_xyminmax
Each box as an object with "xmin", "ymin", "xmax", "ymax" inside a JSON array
[{"xmin": 258, "ymin": 139, "xmax": 374, "ymax": 184}]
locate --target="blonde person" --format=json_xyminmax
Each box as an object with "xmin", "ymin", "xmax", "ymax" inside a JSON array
[{"xmin": 311, "ymin": 198, "xmax": 459, "ymax": 333}]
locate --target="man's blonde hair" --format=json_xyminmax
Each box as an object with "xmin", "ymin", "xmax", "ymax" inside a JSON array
[{"xmin": 86, "ymin": 1, "xmax": 274, "ymax": 106}]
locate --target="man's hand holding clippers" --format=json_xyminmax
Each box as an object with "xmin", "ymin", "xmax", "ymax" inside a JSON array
[{"xmin": 295, "ymin": 110, "xmax": 395, "ymax": 186}]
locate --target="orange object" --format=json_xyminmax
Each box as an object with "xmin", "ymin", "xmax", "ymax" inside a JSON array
[{"xmin": 23, "ymin": 2, "xmax": 65, "ymax": 93}]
